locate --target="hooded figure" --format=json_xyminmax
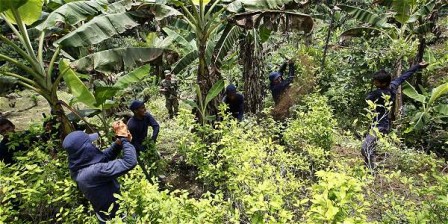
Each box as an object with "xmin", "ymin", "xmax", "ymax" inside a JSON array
[
  {"xmin": 63, "ymin": 131, "xmax": 137, "ymax": 223},
  {"xmin": 222, "ymin": 84, "xmax": 244, "ymax": 121},
  {"xmin": 269, "ymin": 60, "xmax": 295, "ymax": 105}
]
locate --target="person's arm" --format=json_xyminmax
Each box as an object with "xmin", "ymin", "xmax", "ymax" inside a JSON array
[
  {"xmin": 147, "ymin": 114, "xmax": 160, "ymax": 142},
  {"xmin": 102, "ymin": 141, "xmax": 122, "ymax": 160},
  {"xmin": 390, "ymin": 64, "xmax": 425, "ymax": 90},
  {"xmin": 95, "ymin": 138, "xmax": 137, "ymax": 179},
  {"xmin": 278, "ymin": 62, "xmax": 288, "ymax": 75},
  {"xmin": 237, "ymin": 95, "xmax": 244, "ymax": 121},
  {"xmin": 222, "ymin": 95, "xmax": 227, "ymax": 103}
]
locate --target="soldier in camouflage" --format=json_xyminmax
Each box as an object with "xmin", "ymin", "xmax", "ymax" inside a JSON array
[{"xmin": 159, "ymin": 70, "xmax": 179, "ymax": 118}]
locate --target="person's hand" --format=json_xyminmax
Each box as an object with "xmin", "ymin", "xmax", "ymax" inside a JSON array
[
  {"xmin": 288, "ymin": 59, "xmax": 294, "ymax": 65},
  {"xmin": 112, "ymin": 120, "xmax": 132, "ymax": 141},
  {"xmin": 419, "ymin": 61, "xmax": 429, "ymax": 68}
]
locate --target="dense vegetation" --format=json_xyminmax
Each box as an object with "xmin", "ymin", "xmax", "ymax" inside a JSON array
[{"xmin": 1, "ymin": 0, "xmax": 447, "ymax": 223}]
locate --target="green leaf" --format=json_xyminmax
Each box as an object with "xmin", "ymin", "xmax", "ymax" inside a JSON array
[
  {"xmin": 0, "ymin": 0, "xmax": 28, "ymax": 13},
  {"xmin": 212, "ymin": 24, "xmax": 242, "ymax": 66},
  {"xmin": 162, "ymin": 27, "xmax": 196, "ymax": 51},
  {"xmin": 71, "ymin": 48, "xmax": 163, "ymax": 73},
  {"xmin": 60, "ymin": 59, "xmax": 97, "ymax": 108},
  {"xmin": 55, "ymin": 12, "xmax": 139, "ymax": 48},
  {"xmin": 227, "ymin": 0, "xmax": 298, "ymax": 13},
  {"xmin": 403, "ymin": 82, "xmax": 426, "ymax": 103},
  {"xmin": 434, "ymin": 104, "xmax": 448, "ymax": 116},
  {"xmin": 183, "ymin": 99, "xmax": 198, "ymax": 109},
  {"xmin": 3, "ymin": 0, "xmax": 44, "ymax": 25},
  {"xmin": 35, "ymin": 0, "xmax": 106, "ymax": 31},
  {"xmin": 114, "ymin": 65, "xmax": 151, "ymax": 88},
  {"xmin": 204, "ymin": 79, "xmax": 224, "ymax": 107},
  {"xmin": 338, "ymin": 4, "xmax": 392, "ymax": 28},
  {"xmin": 428, "ymin": 82, "xmax": 448, "ymax": 106},
  {"xmin": 142, "ymin": 3, "xmax": 182, "ymax": 21},
  {"xmin": 172, "ymin": 50, "xmax": 199, "ymax": 75},
  {"xmin": 94, "ymin": 86, "xmax": 120, "ymax": 107}
]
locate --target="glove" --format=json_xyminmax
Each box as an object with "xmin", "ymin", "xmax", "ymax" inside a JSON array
[{"xmin": 112, "ymin": 120, "xmax": 132, "ymax": 141}]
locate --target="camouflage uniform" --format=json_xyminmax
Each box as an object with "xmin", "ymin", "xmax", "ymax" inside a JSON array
[{"xmin": 160, "ymin": 79, "xmax": 179, "ymax": 118}]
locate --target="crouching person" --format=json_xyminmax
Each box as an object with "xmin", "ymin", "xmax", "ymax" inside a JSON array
[{"xmin": 62, "ymin": 122, "xmax": 136, "ymax": 223}]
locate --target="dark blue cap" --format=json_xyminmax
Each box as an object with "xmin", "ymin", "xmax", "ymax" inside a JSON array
[
  {"xmin": 269, "ymin": 72, "xmax": 281, "ymax": 82},
  {"xmin": 226, "ymin": 84, "xmax": 237, "ymax": 94},
  {"xmin": 129, "ymin": 100, "xmax": 144, "ymax": 111}
]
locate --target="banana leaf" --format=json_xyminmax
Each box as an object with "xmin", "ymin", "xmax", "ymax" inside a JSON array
[
  {"xmin": 35, "ymin": 0, "xmax": 106, "ymax": 31},
  {"xmin": 3, "ymin": 0, "xmax": 44, "ymax": 25},
  {"xmin": 55, "ymin": 12, "xmax": 139, "ymax": 48},
  {"xmin": 114, "ymin": 64, "xmax": 151, "ymax": 88},
  {"xmin": 71, "ymin": 47, "xmax": 163, "ymax": 73},
  {"xmin": 60, "ymin": 59, "xmax": 97, "ymax": 108}
]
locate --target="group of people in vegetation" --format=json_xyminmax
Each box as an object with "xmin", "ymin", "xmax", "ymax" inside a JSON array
[{"xmin": 0, "ymin": 60, "xmax": 429, "ymax": 222}]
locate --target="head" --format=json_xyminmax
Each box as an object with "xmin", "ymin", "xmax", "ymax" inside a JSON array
[
  {"xmin": 268, "ymin": 72, "xmax": 282, "ymax": 85},
  {"xmin": 225, "ymin": 84, "xmax": 237, "ymax": 100},
  {"xmin": 372, "ymin": 69, "xmax": 391, "ymax": 88},
  {"xmin": 0, "ymin": 118, "xmax": 15, "ymax": 137},
  {"xmin": 164, "ymin": 70, "xmax": 172, "ymax": 80},
  {"xmin": 129, "ymin": 100, "xmax": 146, "ymax": 117},
  {"xmin": 62, "ymin": 131, "xmax": 106, "ymax": 172}
]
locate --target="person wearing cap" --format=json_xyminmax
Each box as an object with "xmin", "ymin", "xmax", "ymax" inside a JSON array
[
  {"xmin": 127, "ymin": 100, "xmax": 160, "ymax": 152},
  {"xmin": 0, "ymin": 118, "xmax": 31, "ymax": 165},
  {"xmin": 159, "ymin": 70, "xmax": 179, "ymax": 118},
  {"xmin": 222, "ymin": 84, "xmax": 244, "ymax": 121},
  {"xmin": 269, "ymin": 59, "xmax": 295, "ymax": 105},
  {"xmin": 62, "ymin": 127, "xmax": 137, "ymax": 223}
]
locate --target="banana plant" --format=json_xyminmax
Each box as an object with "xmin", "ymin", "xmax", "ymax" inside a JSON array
[
  {"xmin": 403, "ymin": 81, "xmax": 448, "ymax": 132},
  {"xmin": 0, "ymin": 0, "xmax": 170, "ymax": 137}
]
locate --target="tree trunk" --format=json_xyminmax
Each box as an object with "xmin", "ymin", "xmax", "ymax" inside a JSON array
[
  {"xmin": 197, "ymin": 39, "xmax": 221, "ymax": 124},
  {"xmin": 241, "ymin": 31, "xmax": 265, "ymax": 114},
  {"xmin": 393, "ymin": 60, "xmax": 403, "ymax": 121},
  {"xmin": 414, "ymin": 36, "xmax": 426, "ymax": 93}
]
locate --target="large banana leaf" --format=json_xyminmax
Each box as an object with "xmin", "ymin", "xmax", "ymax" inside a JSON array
[
  {"xmin": 231, "ymin": 10, "xmax": 314, "ymax": 33},
  {"xmin": 35, "ymin": 0, "xmax": 106, "ymax": 31},
  {"xmin": 204, "ymin": 79, "xmax": 224, "ymax": 106},
  {"xmin": 106, "ymin": 0, "xmax": 133, "ymax": 14},
  {"xmin": 139, "ymin": 3, "xmax": 182, "ymax": 21},
  {"xmin": 3, "ymin": 0, "xmax": 44, "ymax": 25},
  {"xmin": 434, "ymin": 104, "xmax": 448, "ymax": 116},
  {"xmin": 60, "ymin": 59, "xmax": 97, "ymax": 108},
  {"xmin": 428, "ymin": 82, "xmax": 448, "ymax": 106},
  {"xmin": 172, "ymin": 50, "xmax": 198, "ymax": 74},
  {"xmin": 94, "ymin": 86, "xmax": 121, "ymax": 107},
  {"xmin": 55, "ymin": 12, "xmax": 139, "ymax": 48},
  {"xmin": 162, "ymin": 27, "xmax": 197, "ymax": 51},
  {"xmin": 114, "ymin": 64, "xmax": 150, "ymax": 88},
  {"xmin": 71, "ymin": 47, "xmax": 164, "ymax": 73},
  {"xmin": 212, "ymin": 24, "xmax": 242, "ymax": 66},
  {"xmin": 337, "ymin": 5, "xmax": 392, "ymax": 29},
  {"xmin": 403, "ymin": 82, "xmax": 426, "ymax": 103}
]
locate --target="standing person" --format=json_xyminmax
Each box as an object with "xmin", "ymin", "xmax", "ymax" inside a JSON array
[
  {"xmin": 159, "ymin": 70, "xmax": 179, "ymax": 119},
  {"xmin": 222, "ymin": 84, "xmax": 244, "ymax": 121},
  {"xmin": 62, "ymin": 123, "xmax": 137, "ymax": 223},
  {"xmin": 269, "ymin": 59, "xmax": 295, "ymax": 105},
  {"xmin": 362, "ymin": 62, "xmax": 429, "ymax": 169},
  {"xmin": 127, "ymin": 100, "xmax": 160, "ymax": 153}
]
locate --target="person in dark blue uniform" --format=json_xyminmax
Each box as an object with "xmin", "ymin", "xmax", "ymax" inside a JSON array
[
  {"xmin": 127, "ymin": 100, "xmax": 160, "ymax": 153},
  {"xmin": 362, "ymin": 61, "xmax": 428, "ymax": 168},
  {"xmin": 269, "ymin": 60, "xmax": 295, "ymax": 105},
  {"xmin": 222, "ymin": 84, "xmax": 244, "ymax": 121},
  {"xmin": 63, "ymin": 130, "xmax": 137, "ymax": 223}
]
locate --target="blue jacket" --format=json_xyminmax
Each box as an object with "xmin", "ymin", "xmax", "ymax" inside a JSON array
[
  {"xmin": 366, "ymin": 64, "xmax": 422, "ymax": 132},
  {"xmin": 269, "ymin": 62, "xmax": 295, "ymax": 105},
  {"xmin": 127, "ymin": 113, "xmax": 159, "ymax": 152},
  {"xmin": 65, "ymin": 133, "xmax": 137, "ymax": 219},
  {"xmin": 222, "ymin": 93, "xmax": 244, "ymax": 121}
]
